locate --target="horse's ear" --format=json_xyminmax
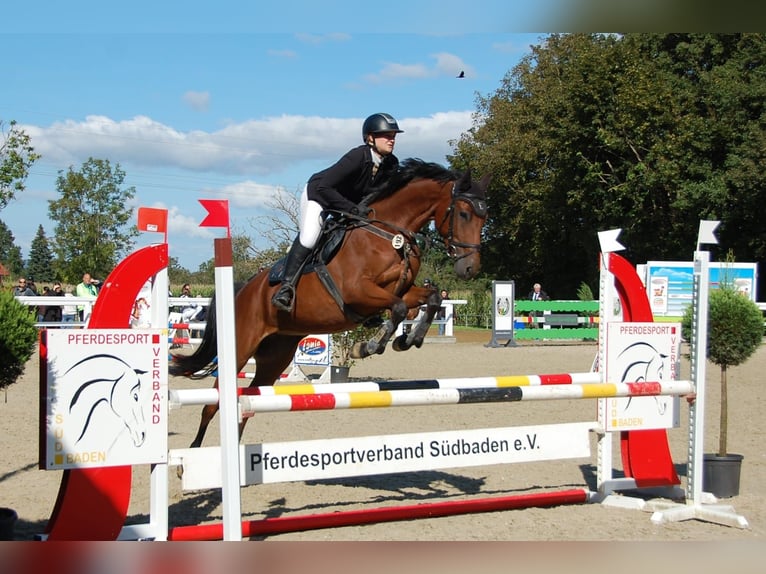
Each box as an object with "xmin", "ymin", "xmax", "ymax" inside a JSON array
[
  {"xmin": 479, "ymin": 174, "xmax": 492, "ymax": 190},
  {"xmin": 456, "ymin": 168, "xmax": 472, "ymax": 191}
]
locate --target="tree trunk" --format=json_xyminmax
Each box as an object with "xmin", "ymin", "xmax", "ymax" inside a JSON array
[{"xmin": 718, "ymin": 364, "xmax": 728, "ymax": 456}]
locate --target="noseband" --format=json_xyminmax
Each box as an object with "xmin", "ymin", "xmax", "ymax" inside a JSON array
[{"xmin": 440, "ymin": 182, "xmax": 487, "ymax": 261}]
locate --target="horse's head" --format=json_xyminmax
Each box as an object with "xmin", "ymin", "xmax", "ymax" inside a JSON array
[
  {"xmin": 66, "ymin": 354, "xmax": 148, "ymax": 448},
  {"xmin": 617, "ymin": 342, "xmax": 668, "ymax": 383},
  {"xmin": 110, "ymin": 368, "xmax": 148, "ymax": 447},
  {"xmin": 436, "ymin": 168, "xmax": 490, "ymax": 279}
]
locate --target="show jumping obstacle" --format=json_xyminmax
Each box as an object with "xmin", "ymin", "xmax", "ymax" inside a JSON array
[{"xmin": 39, "ymin": 221, "xmax": 749, "ymax": 541}]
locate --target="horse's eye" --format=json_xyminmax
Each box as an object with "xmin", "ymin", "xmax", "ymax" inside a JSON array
[
  {"xmin": 459, "ymin": 210, "xmax": 470, "ymax": 221},
  {"xmin": 133, "ymin": 392, "xmax": 139, "ymax": 401}
]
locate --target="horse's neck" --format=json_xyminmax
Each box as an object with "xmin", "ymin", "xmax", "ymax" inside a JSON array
[
  {"xmin": 373, "ymin": 182, "xmax": 442, "ymax": 231},
  {"xmin": 69, "ymin": 379, "xmax": 113, "ymax": 417}
]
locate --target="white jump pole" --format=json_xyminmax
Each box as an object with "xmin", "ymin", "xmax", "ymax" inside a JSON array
[
  {"xmin": 213, "ymin": 237, "xmax": 243, "ymax": 540},
  {"xmin": 650, "ymin": 220, "xmax": 748, "ymax": 528}
]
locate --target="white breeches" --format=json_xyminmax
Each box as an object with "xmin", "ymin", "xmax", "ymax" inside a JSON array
[{"xmin": 298, "ymin": 185, "xmax": 324, "ymax": 249}]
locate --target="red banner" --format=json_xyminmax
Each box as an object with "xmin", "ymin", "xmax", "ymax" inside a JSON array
[
  {"xmin": 199, "ymin": 199, "xmax": 230, "ymax": 234},
  {"xmin": 137, "ymin": 207, "xmax": 168, "ymax": 233}
]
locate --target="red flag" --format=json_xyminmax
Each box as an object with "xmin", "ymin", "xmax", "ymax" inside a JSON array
[
  {"xmin": 137, "ymin": 207, "xmax": 168, "ymax": 233},
  {"xmin": 199, "ymin": 199, "xmax": 230, "ymax": 233}
]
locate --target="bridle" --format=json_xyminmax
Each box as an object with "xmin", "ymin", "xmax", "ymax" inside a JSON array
[{"xmin": 439, "ymin": 182, "xmax": 487, "ymax": 261}]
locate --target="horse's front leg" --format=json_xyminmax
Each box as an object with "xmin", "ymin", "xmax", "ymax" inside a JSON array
[
  {"xmin": 393, "ymin": 291, "xmax": 442, "ymax": 351},
  {"xmin": 351, "ymin": 300, "xmax": 409, "ymax": 358}
]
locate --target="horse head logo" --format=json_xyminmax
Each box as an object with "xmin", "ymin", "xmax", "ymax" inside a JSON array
[
  {"xmin": 65, "ymin": 353, "xmax": 148, "ymax": 447},
  {"xmin": 617, "ymin": 341, "xmax": 668, "ymax": 415}
]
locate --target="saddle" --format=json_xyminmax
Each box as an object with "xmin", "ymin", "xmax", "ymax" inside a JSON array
[{"xmin": 267, "ymin": 214, "xmax": 377, "ymax": 324}]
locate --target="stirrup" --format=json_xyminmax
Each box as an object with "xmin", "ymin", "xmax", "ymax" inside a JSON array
[{"xmin": 271, "ymin": 284, "xmax": 296, "ymax": 312}]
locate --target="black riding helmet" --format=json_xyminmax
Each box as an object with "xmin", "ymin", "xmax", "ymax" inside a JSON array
[{"xmin": 362, "ymin": 113, "xmax": 404, "ymax": 142}]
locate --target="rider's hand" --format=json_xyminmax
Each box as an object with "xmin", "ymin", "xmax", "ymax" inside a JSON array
[{"xmin": 351, "ymin": 206, "xmax": 371, "ymax": 217}]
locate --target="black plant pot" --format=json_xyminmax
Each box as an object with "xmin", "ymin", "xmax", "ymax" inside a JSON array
[
  {"xmin": 703, "ymin": 453, "xmax": 744, "ymax": 498},
  {"xmin": 0, "ymin": 507, "xmax": 18, "ymax": 541},
  {"xmin": 331, "ymin": 366, "xmax": 350, "ymax": 383}
]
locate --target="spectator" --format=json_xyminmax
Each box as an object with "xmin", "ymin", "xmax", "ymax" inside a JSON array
[
  {"xmin": 37, "ymin": 286, "xmax": 51, "ymax": 323},
  {"xmin": 178, "ymin": 283, "xmax": 205, "ymax": 337},
  {"xmin": 61, "ymin": 290, "xmax": 77, "ymax": 327},
  {"xmin": 528, "ymin": 282, "xmax": 549, "ymax": 301},
  {"xmin": 437, "ymin": 288, "xmax": 450, "ymax": 336},
  {"xmin": 43, "ymin": 282, "xmax": 64, "ymax": 326},
  {"xmin": 26, "ymin": 275, "xmax": 39, "ymax": 295},
  {"xmin": 527, "ymin": 282, "xmax": 549, "ymax": 328},
  {"xmin": 131, "ymin": 296, "xmax": 151, "ymax": 328},
  {"xmin": 75, "ymin": 273, "xmax": 99, "ymax": 323},
  {"xmin": 12, "ymin": 277, "xmax": 36, "ymax": 297},
  {"xmin": 179, "ymin": 283, "xmax": 199, "ymax": 320}
]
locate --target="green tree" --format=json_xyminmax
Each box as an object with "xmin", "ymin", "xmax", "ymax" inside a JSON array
[
  {"xmin": 26, "ymin": 224, "xmax": 56, "ymax": 282},
  {"xmin": 167, "ymin": 256, "xmax": 192, "ymax": 288},
  {"xmin": 1, "ymin": 120, "xmax": 41, "ymax": 211},
  {"xmin": 48, "ymin": 158, "xmax": 138, "ymax": 282},
  {"xmin": 191, "ymin": 259, "xmax": 215, "ymax": 285},
  {"xmin": 449, "ymin": 33, "xmax": 766, "ymax": 298},
  {"xmin": 0, "ymin": 289, "xmax": 38, "ymax": 391},
  {"xmin": 682, "ymin": 287, "xmax": 763, "ymax": 456},
  {"xmin": 0, "ymin": 220, "xmax": 24, "ymax": 277}
]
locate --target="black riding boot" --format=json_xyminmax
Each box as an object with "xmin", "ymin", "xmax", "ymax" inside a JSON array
[{"xmin": 271, "ymin": 239, "xmax": 313, "ymax": 312}]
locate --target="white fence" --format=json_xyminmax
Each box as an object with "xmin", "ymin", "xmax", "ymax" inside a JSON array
[{"xmin": 15, "ymin": 295, "xmax": 465, "ymax": 336}]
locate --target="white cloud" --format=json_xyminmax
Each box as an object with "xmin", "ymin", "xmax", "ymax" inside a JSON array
[
  {"xmin": 182, "ymin": 91, "xmax": 211, "ymax": 112},
  {"xmin": 431, "ymin": 52, "xmax": 473, "ymax": 78},
  {"xmin": 219, "ymin": 180, "xmax": 290, "ymax": 209},
  {"xmin": 22, "ymin": 111, "xmax": 474, "ymax": 179},
  {"xmin": 364, "ymin": 62, "xmax": 432, "ymax": 83},
  {"xmin": 12, "ymin": 111, "xmax": 477, "ymax": 271},
  {"xmin": 362, "ymin": 51, "xmax": 472, "ymax": 84}
]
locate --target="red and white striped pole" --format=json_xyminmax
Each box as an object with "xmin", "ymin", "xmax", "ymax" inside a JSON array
[{"xmin": 200, "ymin": 199, "xmax": 242, "ymax": 540}]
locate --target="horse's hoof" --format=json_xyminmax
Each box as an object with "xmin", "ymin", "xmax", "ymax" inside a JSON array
[
  {"xmin": 350, "ymin": 341, "xmax": 366, "ymax": 359},
  {"xmin": 176, "ymin": 465, "xmax": 184, "ymax": 480},
  {"xmin": 392, "ymin": 335, "xmax": 410, "ymax": 352}
]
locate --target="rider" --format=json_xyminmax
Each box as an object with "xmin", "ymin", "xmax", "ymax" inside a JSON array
[{"xmin": 271, "ymin": 112, "xmax": 404, "ymax": 312}]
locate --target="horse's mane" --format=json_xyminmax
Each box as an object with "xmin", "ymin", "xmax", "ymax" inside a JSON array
[{"xmin": 367, "ymin": 158, "xmax": 456, "ymax": 204}]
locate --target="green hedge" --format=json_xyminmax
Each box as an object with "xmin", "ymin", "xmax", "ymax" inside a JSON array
[{"xmin": 0, "ymin": 290, "xmax": 38, "ymax": 390}]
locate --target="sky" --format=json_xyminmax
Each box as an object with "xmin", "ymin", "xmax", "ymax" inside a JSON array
[
  {"xmin": 1, "ymin": 2, "xmax": 557, "ymax": 271},
  {"xmin": 2, "ymin": 1, "xmax": 758, "ymax": 272}
]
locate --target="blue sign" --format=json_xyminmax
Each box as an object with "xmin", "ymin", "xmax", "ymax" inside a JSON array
[{"xmin": 643, "ymin": 261, "xmax": 757, "ymax": 317}]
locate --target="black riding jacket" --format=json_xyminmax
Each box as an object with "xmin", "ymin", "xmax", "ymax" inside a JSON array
[{"xmin": 307, "ymin": 145, "xmax": 399, "ymax": 213}]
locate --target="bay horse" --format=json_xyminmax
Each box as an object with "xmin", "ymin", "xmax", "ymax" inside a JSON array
[{"xmin": 171, "ymin": 158, "xmax": 489, "ymax": 448}]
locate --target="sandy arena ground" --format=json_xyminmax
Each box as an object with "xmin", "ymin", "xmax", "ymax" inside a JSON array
[{"xmin": 2, "ymin": 330, "xmax": 765, "ymax": 545}]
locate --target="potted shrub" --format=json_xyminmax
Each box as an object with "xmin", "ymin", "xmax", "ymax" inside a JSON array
[
  {"xmin": 330, "ymin": 322, "xmax": 380, "ymax": 382},
  {"xmin": 0, "ymin": 289, "xmax": 38, "ymax": 539},
  {"xmin": 681, "ymin": 285, "xmax": 764, "ymax": 497}
]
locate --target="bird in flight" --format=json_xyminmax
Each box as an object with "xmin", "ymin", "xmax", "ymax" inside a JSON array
[{"xmin": 457, "ymin": 70, "xmax": 465, "ymax": 78}]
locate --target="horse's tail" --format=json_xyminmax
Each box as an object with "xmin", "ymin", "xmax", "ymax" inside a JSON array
[{"xmin": 169, "ymin": 292, "xmax": 221, "ymax": 379}]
